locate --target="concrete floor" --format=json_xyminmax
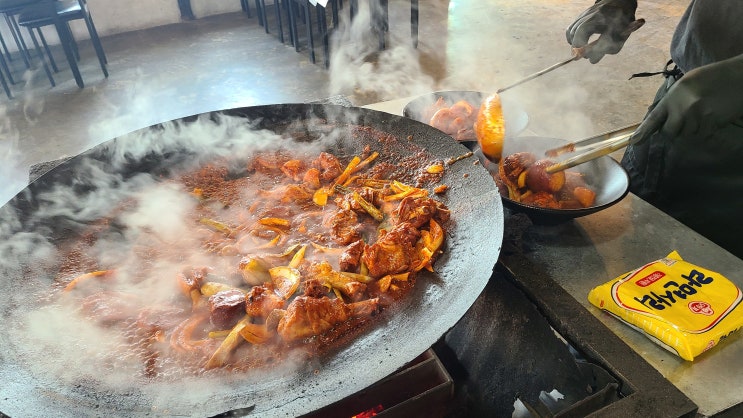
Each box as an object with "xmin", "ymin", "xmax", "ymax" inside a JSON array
[{"xmin": 0, "ymin": 0, "xmax": 685, "ymax": 203}]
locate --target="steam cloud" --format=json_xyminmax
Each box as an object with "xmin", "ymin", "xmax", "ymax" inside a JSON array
[
  {"xmin": 0, "ymin": 111, "xmax": 342, "ymax": 414},
  {"xmin": 328, "ymin": 0, "xmax": 437, "ymax": 101},
  {"xmin": 0, "ymin": 106, "xmax": 29, "ymax": 206}
]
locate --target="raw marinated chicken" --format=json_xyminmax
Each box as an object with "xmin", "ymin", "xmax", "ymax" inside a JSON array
[{"xmin": 427, "ymin": 99, "xmax": 478, "ymax": 142}]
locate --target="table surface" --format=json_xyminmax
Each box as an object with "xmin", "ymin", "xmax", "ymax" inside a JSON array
[{"xmin": 364, "ymin": 97, "xmax": 743, "ymax": 417}]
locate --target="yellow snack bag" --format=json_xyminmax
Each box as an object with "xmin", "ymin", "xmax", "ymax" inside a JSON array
[{"xmin": 588, "ymin": 251, "xmax": 743, "ymax": 361}]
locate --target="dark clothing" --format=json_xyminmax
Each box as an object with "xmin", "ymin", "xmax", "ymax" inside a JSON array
[
  {"xmin": 670, "ymin": 0, "xmax": 743, "ymax": 73},
  {"xmin": 621, "ymin": 0, "xmax": 743, "ymax": 259},
  {"xmin": 621, "ymin": 77, "xmax": 743, "ymax": 258}
]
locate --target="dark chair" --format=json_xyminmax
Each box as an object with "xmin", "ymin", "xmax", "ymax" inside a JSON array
[
  {"xmin": 176, "ymin": 0, "xmax": 195, "ymax": 20},
  {"xmin": 241, "ymin": 0, "xmax": 266, "ymax": 26},
  {"xmin": 287, "ymin": 1, "xmax": 314, "ymax": 63},
  {"xmin": 0, "ymin": 0, "xmax": 45, "ymax": 76},
  {"xmin": 255, "ymin": 0, "xmax": 307, "ymax": 46},
  {"xmin": 287, "ymin": 0, "xmax": 339, "ymax": 68},
  {"xmin": 17, "ymin": 0, "xmax": 108, "ymax": 88},
  {"xmin": 0, "ymin": 34, "xmax": 14, "ymax": 91},
  {"xmin": 411, "ymin": 0, "xmax": 418, "ymax": 48},
  {"xmin": 1, "ymin": 52, "xmax": 12, "ymax": 98}
]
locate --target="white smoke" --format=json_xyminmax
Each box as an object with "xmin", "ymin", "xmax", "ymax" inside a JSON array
[
  {"xmin": 328, "ymin": 0, "xmax": 436, "ymax": 101},
  {"xmin": 0, "ymin": 107, "xmax": 357, "ymax": 402},
  {"xmin": 0, "ymin": 105, "xmax": 29, "ymax": 206}
]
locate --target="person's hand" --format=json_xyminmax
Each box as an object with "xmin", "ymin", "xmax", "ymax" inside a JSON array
[
  {"xmin": 630, "ymin": 54, "xmax": 743, "ymax": 143},
  {"xmin": 566, "ymin": 0, "xmax": 643, "ymax": 63}
]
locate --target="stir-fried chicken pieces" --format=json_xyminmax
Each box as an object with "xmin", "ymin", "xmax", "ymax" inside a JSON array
[
  {"xmin": 394, "ymin": 196, "xmax": 441, "ymax": 228},
  {"xmin": 302, "ymin": 168, "xmax": 321, "ymax": 189},
  {"xmin": 61, "ymin": 143, "xmax": 450, "ymax": 374},
  {"xmin": 313, "ymin": 152, "xmax": 343, "ymax": 181},
  {"xmin": 362, "ymin": 222, "xmax": 421, "ymax": 278},
  {"xmin": 277, "ymin": 296, "xmax": 380, "ymax": 342},
  {"xmin": 335, "ymin": 187, "xmax": 382, "ymax": 211},
  {"xmin": 281, "ymin": 159, "xmax": 306, "ymax": 181},
  {"xmin": 176, "ymin": 267, "xmax": 210, "ymax": 296},
  {"xmin": 245, "ymin": 285, "xmax": 286, "ymax": 318},
  {"xmin": 308, "ymin": 261, "xmax": 368, "ymax": 301},
  {"xmin": 323, "ymin": 209, "xmax": 362, "ymax": 245},
  {"xmin": 302, "ymin": 278, "xmax": 329, "ymax": 298},
  {"xmin": 339, "ymin": 240, "xmax": 365, "ymax": 273}
]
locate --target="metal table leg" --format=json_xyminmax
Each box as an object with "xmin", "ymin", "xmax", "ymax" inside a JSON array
[{"xmin": 411, "ymin": 0, "xmax": 418, "ymax": 48}]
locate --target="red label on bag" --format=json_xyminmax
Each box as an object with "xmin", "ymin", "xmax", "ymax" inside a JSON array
[{"xmin": 636, "ymin": 271, "xmax": 665, "ymax": 287}]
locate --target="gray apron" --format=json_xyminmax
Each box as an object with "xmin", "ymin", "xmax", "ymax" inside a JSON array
[{"xmin": 621, "ymin": 76, "xmax": 743, "ymax": 259}]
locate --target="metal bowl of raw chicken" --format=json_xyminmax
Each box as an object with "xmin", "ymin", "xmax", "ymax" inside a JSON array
[
  {"xmin": 403, "ymin": 90, "xmax": 529, "ymax": 147},
  {"xmin": 476, "ymin": 136, "xmax": 630, "ymax": 225}
]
